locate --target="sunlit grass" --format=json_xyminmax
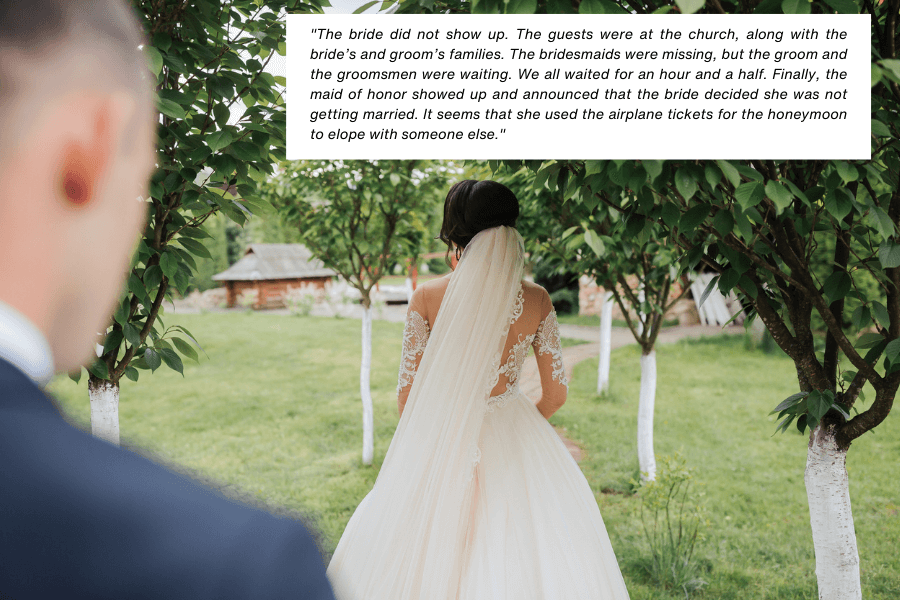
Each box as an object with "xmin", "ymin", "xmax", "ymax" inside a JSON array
[
  {"xmin": 557, "ymin": 335, "xmax": 900, "ymax": 599},
  {"xmin": 49, "ymin": 317, "xmax": 900, "ymax": 598}
]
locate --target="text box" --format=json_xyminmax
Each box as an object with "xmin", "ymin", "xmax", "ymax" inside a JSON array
[{"xmin": 287, "ymin": 14, "xmax": 870, "ymax": 159}]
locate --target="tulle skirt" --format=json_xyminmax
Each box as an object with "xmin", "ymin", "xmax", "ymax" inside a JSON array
[{"xmin": 328, "ymin": 386, "xmax": 630, "ymax": 600}]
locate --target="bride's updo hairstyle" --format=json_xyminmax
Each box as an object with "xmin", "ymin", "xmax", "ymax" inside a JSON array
[{"xmin": 439, "ymin": 180, "xmax": 519, "ymax": 262}]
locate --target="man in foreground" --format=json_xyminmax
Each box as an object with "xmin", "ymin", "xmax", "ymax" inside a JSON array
[{"xmin": 0, "ymin": 1, "xmax": 335, "ymax": 598}]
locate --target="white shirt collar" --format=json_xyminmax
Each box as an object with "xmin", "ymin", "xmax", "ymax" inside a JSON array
[{"xmin": 0, "ymin": 300, "xmax": 55, "ymax": 387}]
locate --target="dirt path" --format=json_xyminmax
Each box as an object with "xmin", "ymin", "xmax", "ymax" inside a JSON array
[{"xmin": 522, "ymin": 324, "xmax": 743, "ymax": 462}]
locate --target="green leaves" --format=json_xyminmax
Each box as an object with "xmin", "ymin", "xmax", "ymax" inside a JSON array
[
  {"xmin": 834, "ymin": 161, "xmax": 858, "ymax": 184},
  {"xmin": 716, "ymin": 160, "xmax": 741, "ymax": 187},
  {"xmin": 158, "ymin": 348, "xmax": 184, "ymax": 376},
  {"xmin": 675, "ymin": 0, "xmax": 705, "ymax": 13},
  {"xmin": 820, "ymin": 0, "xmax": 858, "ymax": 12},
  {"xmin": 643, "ymin": 160, "xmax": 663, "ymax": 182},
  {"xmin": 145, "ymin": 46, "xmax": 163, "ymax": 76},
  {"xmin": 88, "ymin": 358, "xmax": 110, "ymax": 380},
  {"xmin": 172, "ymin": 337, "xmax": 200, "ymax": 363},
  {"xmin": 823, "ymin": 189, "xmax": 853, "ymax": 220},
  {"xmin": 77, "ymin": 0, "xmax": 294, "ymax": 385},
  {"xmin": 144, "ymin": 348, "xmax": 162, "ymax": 372},
  {"xmin": 160, "ymin": 252, "xmax": 179, "ymax": 279},
  {"xmin": 579, "ymin": 0, "xmax": 605, "ymax": 13},
  {"xmin": 764, "ymin": 180, "xmax": 793, "ymax": 213},
  {"xmin": 771, "ymin": 389, "xmax": 847, "ymax": 436},
  {"xmin": 157, "ymin": 98, "xmax": 185, "ymax": 120},
  {"xmin": 878, "ymin": 240, "xmax": 900, "ymax": 269},
  {"xmin": 176, "ymin": 237, "xmax": 212, "ymax": 259},
  {"xmin": 679, "ymin": 204, "xmax": 710, "ymax": 235},
  {"xmin": 505, "ymin": 0, "xmax": 537, "ymax": 13},
  {"xmin": 674, "ymin": 168, "xmax": 699, "ymax": 201},
  {"xmin": 855, "ymin": 332, "xmax": 885, "ymax": 349},
  {"xmin": 584, "ymin": 229, "xmax": 606, "ymax": 257},
  {"xmin": 823, "ymin": 271, "xmax": 851, "ymax": 303},
  {"xmin": 123, "ymin": 323, "xmax": 142, "ymax": 347},
  {"xmin": 207, "ymin": 129, "xmax": 233, "ymax": 153},
  {"xmin": 734, "ymin": 182, "xmax": 765, "ymax": 210},
  {"xmin": 781, "ymin": 0, "xmax": 810, "ymax": 13}
]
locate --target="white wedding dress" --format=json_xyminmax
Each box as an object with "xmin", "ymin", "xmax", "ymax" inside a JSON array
[{"xmin": 327, "ymin": 227, "xmax": 630, "ymax": 600}]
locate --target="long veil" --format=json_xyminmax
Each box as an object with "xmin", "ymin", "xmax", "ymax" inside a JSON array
[{"xmin": 328, "ymin": 225, "xmax": 525, "ymax": 600}]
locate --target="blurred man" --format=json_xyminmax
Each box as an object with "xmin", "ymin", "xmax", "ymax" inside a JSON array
[{"xmin": 0, "ymin": 1, "xmax": 335, "ymax": 598}]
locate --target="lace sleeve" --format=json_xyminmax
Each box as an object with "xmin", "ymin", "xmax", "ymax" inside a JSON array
[
  {"xmin": 532, "ymin": 310, "xmax": 568, "ymax": 390},
  {"xmin": 397, "ymin": 310, "xmax": 430, "ymax": 394}
]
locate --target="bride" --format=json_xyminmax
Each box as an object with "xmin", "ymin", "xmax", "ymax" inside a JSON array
[{"xmin": 327, "ymin": 180, "xmax": 630, "ymax": 600}]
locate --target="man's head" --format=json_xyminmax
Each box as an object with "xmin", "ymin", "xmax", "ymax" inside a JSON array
[{"xmin": 0, "ymin": 0, "xmax": 156, "ymax": 373}]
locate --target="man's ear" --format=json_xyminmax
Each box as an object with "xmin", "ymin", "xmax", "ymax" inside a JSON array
[{"xmin": 57, "ymin": 92, "xmax": 137, "ymax": 208}]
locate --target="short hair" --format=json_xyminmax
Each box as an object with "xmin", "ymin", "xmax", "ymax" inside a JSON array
[{"xmin": 0, "ymin": 0, "xmax": 151, "ymax": 150}]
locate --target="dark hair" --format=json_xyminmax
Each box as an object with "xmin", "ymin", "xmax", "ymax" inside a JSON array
[{"xmin": 439, "ymin": 180, "xmax": 519, "ymax": 261}]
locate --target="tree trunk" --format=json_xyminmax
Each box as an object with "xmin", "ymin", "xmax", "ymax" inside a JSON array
[
  {"xmin": 360, "ymin": 304, "xmax": 374, "ymax": 465},
  {"xmin": 637, "ymin": 350, "xmax": 657, "ymax": 481},
  {"xmin": 88, "ymin": 374, "xmax": 120, "ymax": 446},
  {"xmin": 806, "ymin": 424, "xmax": 861, "ymax": 600},
  {"xmin": 597, "ymin": 291, "xmax": 614, "ymax": 394},
  {"xmin": 636, "ymin": 287, "xmax": 646, "ymax": 337}
]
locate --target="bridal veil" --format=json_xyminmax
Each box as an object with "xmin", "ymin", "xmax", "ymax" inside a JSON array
[{"xmin": 327, "ymin": 226, "xmax": 525, "ymax": 600}]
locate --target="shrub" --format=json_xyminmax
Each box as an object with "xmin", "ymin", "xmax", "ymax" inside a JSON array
[
  {"xmin": 633, "ymin": 453, "xmax": 708, "ymax": 597},
  {"xmin": 236, "ymin": 289, "xmax": 259, "ymax": 312},
  {"xmin": 284, "ymin": 284, "xmax": 323, "ymax": 317}
]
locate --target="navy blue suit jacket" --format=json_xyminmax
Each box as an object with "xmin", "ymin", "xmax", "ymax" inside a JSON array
[{"xmin": 0, "ymin": 359, "xmax": 336, "ymax": 600}]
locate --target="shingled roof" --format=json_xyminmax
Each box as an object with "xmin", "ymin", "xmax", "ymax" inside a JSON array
[{"xmin": 212, "ymin": 244, "xmax": 336, "ymax": 281}]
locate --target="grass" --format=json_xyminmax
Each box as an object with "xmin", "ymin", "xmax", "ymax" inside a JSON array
[
  {"xmin": 378, "ymin": 274, "xmax": 444, "ymax": 286},
  {"xmin": 48, "ymin": 314, "xmax": 900, "ymax": 598},
  {"xmin": 557, "ymin": 313, "xmax": 680, "ymax": 329},
  {"xmin": 559, "ymin": 335, "xmax": 900, "ymax": 599}
]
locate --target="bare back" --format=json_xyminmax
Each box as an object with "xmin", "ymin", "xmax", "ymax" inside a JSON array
[{"xmin": 396, "ymin": 274, "xmax": 568, "ymax": 419}]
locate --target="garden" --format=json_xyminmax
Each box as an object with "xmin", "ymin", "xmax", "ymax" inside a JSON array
[{"xmin": 51, "ymin": 311, "xmax": 900, "ymax": 598}]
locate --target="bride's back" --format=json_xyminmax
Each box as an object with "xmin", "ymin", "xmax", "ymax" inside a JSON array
[{"xmin": 409, "ymin": 274, "xmax": 560, "ymax": 399}]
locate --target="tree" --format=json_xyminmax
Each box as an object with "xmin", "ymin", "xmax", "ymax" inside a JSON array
[
  {"xmin": 597, "ymin": 291, "xmax": 614, "ymax": 394},
  {"xmin": 504, "ymin": 146, "xmax": 898, "ymax": 597},
  {"xmin": 501, "ymin": 164, "xmax": 692, "ymax": 480},
  {"xmin": 502, "ymin": 153, "xmax": 896, "ymax": 599},
  {"xmin": 490, "ymin": 0, "xmax": 896, "ymax": 593},
  {"xmin": 70, "ymin": 0, "xmax": 305, "ymax": 445},
  {"xmin": 268, "ymin": 160, "xmax": 450, "ymax": 465}
]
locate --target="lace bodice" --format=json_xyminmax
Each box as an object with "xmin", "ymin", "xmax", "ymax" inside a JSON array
[{"xmin": 396, "ymin": 284, "xmax": 568, "ymax": 409}]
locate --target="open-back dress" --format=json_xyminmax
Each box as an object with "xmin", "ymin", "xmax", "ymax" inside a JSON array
[{"xmin": 326, "ymin": 227, "xmax": 629, "ymax": 600}]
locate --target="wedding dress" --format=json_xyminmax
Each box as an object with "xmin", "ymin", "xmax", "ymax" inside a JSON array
[{"xmin": 327, "ymin": 226, "xmax": 629, "ymax": 600}]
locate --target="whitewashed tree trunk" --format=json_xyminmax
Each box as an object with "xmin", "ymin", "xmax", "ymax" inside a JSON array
[
  {"xmin": 360, "ymin": 304, "xmax": 374, "ymax": 465},
  {"xmin": 597, "ymin": 291, "xmax": 614, "ymax": 394},
  {"xmin": 805, "ymin": 425, "xmax": 861, "ymax": 600},
  {"xmin": 637, "ymin": 351, "xmax": 657, "ymax": 481},
  {"xmin": 404, "ymin": 277, "xmax": 414, "ymax": 303},
  {"xmin": 88, "ymin": 377, "xmax": 120, "ymax": 446}
]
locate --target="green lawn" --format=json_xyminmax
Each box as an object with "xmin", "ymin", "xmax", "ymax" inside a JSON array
[
  {"xmin": 48, "ymin": 314, "xmax": 900, "ymax": 598},
  {"xmin": 557, "ymin": 313, "xmax": 680, "ymax": 329}
]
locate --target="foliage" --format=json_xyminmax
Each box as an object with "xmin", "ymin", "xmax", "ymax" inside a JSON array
[
  {"xmin": 71, "ymin": 0, "xmax": 310, "ymax": 389},
  {"xmin": 186, "ymin": 212, "xmax": 230, "ymax": 293},
  {"xmin": 531, "ymin": 254, "xmax": 580, "ymax": 315},
  {"xmin": 632, "ymin": 453, "xmax": 707, "ymax": 596},
  {"xmin": 497, "ymin": 163, "xmax": 692, "ymax": 355},
  {"xmin": 495, "ymin": 0, "xmax": 900, "ymax": 448},
  {"xmin": 425, "ymin": 257, "xmax": 452, "ymax": 275},
  {"xmin": 284, "ymin": 284, "xmax": 322, "ymax": 316},
  {"xmin": 236, "ymin": 288, "xmax": 259, "ymax": 311},
  {"xmin": 267, "ymin": 160, "xmax": 451, "ymax": 306}
]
